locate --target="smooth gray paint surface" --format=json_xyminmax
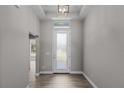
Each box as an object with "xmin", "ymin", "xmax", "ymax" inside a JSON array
[
  {"xmin": 39, "ymin": 20, "xmax": 83, "ymax": 72},
  {"xmin": 71, "ymin": 20, "xmax": 83, "ymax": 71},
  {"xmin": 0, "ymin": 27, "xmax": 2, "ymax": 87},
  {"xmin": 39, "ymin": 20, "xmax": 53, "ymax": 71},
  {"xmin": 82, "ymin": 5, "xmax": 124, "ymax": 88},
  {"xmin": 0, "ymin": 6, "xmax": 40, "ymax": 87},
  {"xmin": 36, "ymin": 38, "xmax": 41, "ymax": 73}
]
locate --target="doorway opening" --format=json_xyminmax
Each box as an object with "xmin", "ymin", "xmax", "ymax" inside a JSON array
[
  {"xmin": 53, "ymin": 28, "xmax": 71, "ymax": 73},
  {"xmin": 29, "ymin": 39, "xmax": 36, "ymax": 81},
  {"xmin": 29, "ymin": 33, "xmax": 38, "ymax": 81}
]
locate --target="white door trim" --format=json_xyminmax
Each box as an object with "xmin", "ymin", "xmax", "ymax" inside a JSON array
[{"xmin": 52, "ymin": 28, "xmax": 71, "ymax": 73}]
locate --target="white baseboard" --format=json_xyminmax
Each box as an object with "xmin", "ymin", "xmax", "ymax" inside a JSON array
[
  {"xmin": 70, "ymin": 71, "xmax": 82, "ymax": 74},
  {"xmin": 40, "ymin": 71, "xmax": 53, "ymax": 74},
  {"xmin": 82, "ymin": 72, "xmax": 98, "ymax": 88}
]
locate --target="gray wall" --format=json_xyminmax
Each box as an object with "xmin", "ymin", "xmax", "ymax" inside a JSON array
[
  {"xmin": 0, "ymin": 26, "xmax": 2, "ymax": 87},
  {"xmin": 71, "ymin": 20, "xmax": 83, "ymax": 71},
  {"xmin": 0, "ymin": 5, "xmax": 40, "ymax": 87},
  {"xmin": 82, "ymin": 5, "xmax": 124, "ymax": 88},
  {"xmin": 39, "ymin": 20, "xmax": 83, "ymax": 72},
  {"xmin": 40, "ymin": 20, "xmax": 53, "ymax": 71}
]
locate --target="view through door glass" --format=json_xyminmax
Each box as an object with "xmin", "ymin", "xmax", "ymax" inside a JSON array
[{"xmin": 56, "ymin": 32, "xmax": 67, "ymax": 70}]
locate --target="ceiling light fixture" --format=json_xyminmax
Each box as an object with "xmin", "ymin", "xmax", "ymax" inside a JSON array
[{"xmin": 58, "ymin": 5, "xmax": 69, "ymax": 14}]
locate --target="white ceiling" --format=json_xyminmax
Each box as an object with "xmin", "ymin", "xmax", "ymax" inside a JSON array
[
  {"xmin": 42, "ymin": 5, "xmax": 82, "ymax": 14},
  {"xmin": 42, "ymin": 5, "xmax": 83, "ymax": 19},
  {"xmin": 30, "ymin": 5, "xmax": 90, "ymax": 20}
]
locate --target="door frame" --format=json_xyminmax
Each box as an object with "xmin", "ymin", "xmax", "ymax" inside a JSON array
[
  {"xmin": 52, "ymin": 28, "xmax": 71, "ymax": 73},
  {"xmin": 29, "ymin": 39, "xmax": 36, "ymax": 79},
  {"xmin": 29, "ymin": 33, "xmax": 39, "ymax": 77}
]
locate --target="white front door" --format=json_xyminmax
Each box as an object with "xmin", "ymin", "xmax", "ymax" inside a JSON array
[{"xmin": 53, "ymin": 30, "xmax": 71, "ymax": 73}]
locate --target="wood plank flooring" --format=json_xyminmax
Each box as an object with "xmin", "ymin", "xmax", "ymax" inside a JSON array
[{"xmin": 28, "ymin": 74, "xmax": 93, "ymax": 88}]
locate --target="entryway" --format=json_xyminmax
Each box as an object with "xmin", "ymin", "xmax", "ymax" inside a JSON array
[
  {"xmin": 53, "ymin": 29, "xmax": 71, "ymax": 73},
  {"xmin": 29, "ymin": 39, "xmax": 36, "ymax": 81},
  {"xmin": 52, "ymin": 20, "xmax": 71, "ymax": 73},
  {"xmin": 29, "ymin": 33, "xmax": 39, "ymax": 81}
]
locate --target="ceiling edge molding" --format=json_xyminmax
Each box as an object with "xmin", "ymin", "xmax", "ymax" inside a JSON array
[
  {"xmin": 38, "ymin": 6, "xmax": 46, "ymax": 16},
  {"xmin": 79, "ymin": 5, "xmax": 92, "ymax": 20},
  {"xmin": 31, "ymin": 5, "xmax": 46, "ymax": 20}
]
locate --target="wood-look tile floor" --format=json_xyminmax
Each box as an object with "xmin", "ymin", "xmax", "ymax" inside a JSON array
[{"xmin": 28, "ymin": 74, "xmax": 93, "ymax": 88}]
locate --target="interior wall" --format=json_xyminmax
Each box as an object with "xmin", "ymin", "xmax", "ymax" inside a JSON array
[
  {"xmin": 0, "ymin": 30, "xmax": 2, "ymax": 87},
  {"xmin": 82, "ymin": 5, "xmax": 124, "ymax": 88},
  {"xmin": 39, "ymin": 20, "xmax": 53, "ymax": 71},
  {"xmin": 71, "ymin": 20, "xmax": 83, "ymax": 72},
  {"xmin": 39, "ymin": 19, "xmax": 83, "ymax": 72},
  {"xmin": 0, "ymin": 5, "xmax": 40, "ymax": 88},
  {"xmin": 36, "ymin": 38, "xmax": 40, "ymax": 73}
]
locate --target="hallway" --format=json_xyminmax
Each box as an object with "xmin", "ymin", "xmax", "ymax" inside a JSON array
[
  {"xmin": 1, "ymin": 5, "xmax": 124, "ymax": 88},
  {"xmin": 28, "ymin": 74, "xmax": 93, "ymax": 88}
]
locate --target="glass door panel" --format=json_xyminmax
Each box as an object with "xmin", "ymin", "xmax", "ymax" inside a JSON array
[{"xmin": 56, "ymin": 32, "xmax": 67, "ymax": 70}]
